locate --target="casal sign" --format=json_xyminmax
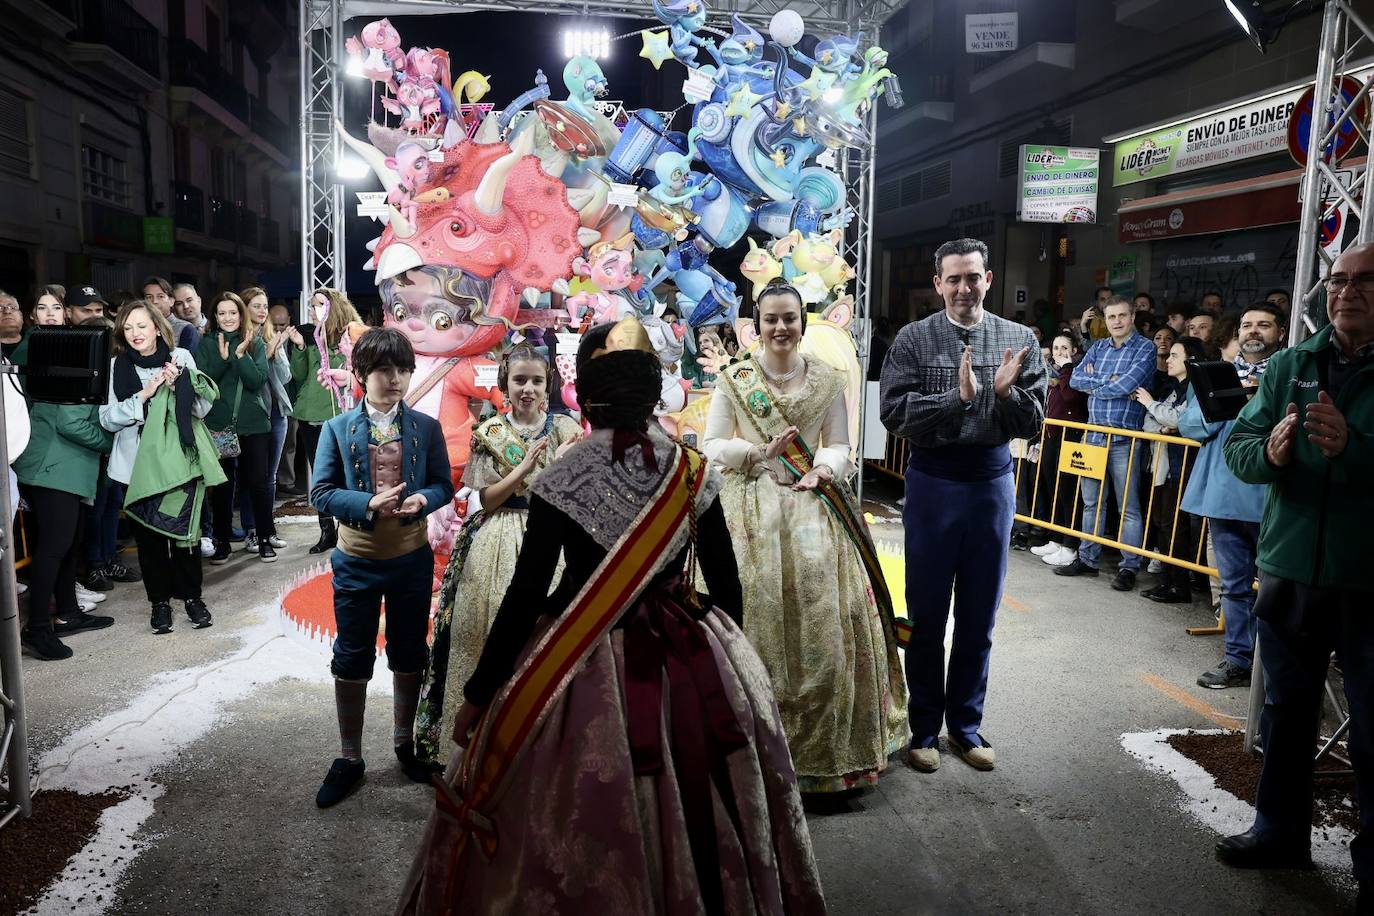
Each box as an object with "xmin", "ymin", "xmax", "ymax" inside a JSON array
[{"xmin": 966, "ymin": 13, "xmax": 1018, "ymax": 54}]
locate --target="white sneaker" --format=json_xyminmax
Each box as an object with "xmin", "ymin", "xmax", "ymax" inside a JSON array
[
  {"xmin": 1043, "ymin": 545, "xmax": 1078, "ymax": 567},
  {"xmin": 78, "ymin": 597, "xmax": 97, "ymax": 612},
  {"xmin": 75, "ymin": 584, "xmax": 107, "ymax": 604},
  {"xmin": 1147, "ymin": 558, "xmax": 1164, "ymax": 574},
  {"xmin": 267, "ymin": 535, "xmax": 286, "ymax": 549},
  {"xmin": 1031, "ymin": 542, "xmax": 1060, "ymax": 557},
  {"xmin": 199, "ymin": 537, "xmax": 216, "ymax": 558}
]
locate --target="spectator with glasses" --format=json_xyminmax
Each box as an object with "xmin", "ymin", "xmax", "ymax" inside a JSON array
[
  {"xmin": 1218, "ymin": 245, "xmax": 1374, "ymax": 893},
  {"xmin": 0, "ymin": 290, "xmax": 26, "ymax": 359}
]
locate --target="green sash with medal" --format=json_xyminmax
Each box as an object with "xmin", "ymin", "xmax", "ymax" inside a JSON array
[{"xmin": 719, "ymin": 355, "xmax": 906, "ymax": 655}]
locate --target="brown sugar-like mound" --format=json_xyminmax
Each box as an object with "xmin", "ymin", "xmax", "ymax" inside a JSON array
[
  {"xmin": 0, "ymin": 789, "xmax": 125, "ymax": 916},
  {"xmin": 1168, "ymin": 731, "xmax": 1358, "ymax": 834}
]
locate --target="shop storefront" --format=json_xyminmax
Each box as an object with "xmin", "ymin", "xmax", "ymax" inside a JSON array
[{"xmin": 1106, "ymin": 64, "xmax": 1372, "ymax": 311}]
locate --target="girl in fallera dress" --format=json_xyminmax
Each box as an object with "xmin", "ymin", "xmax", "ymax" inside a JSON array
[
  {"xmin": 414, "ymin": 345, "xmax": 582, "ymax": 764},
  {"xmin": 399, "ymin": 318, "xmax": 825, "ymax": 916},
  {"xmin": 702, "ymin": 280, "xmax": 909, "ymax": 794}
]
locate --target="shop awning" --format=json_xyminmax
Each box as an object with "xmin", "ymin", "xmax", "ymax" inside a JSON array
[{"xmin": 1117, "ymin": 158, "xmax": 1366, "ymax": 243}]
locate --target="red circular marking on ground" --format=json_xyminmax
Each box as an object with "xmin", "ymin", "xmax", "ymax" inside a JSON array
[{"xmin": 280, "ymin": 571, "xmax": 437, "ymax": 650}]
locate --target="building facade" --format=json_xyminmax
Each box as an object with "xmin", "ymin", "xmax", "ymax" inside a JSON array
[
  {"xmin": 0, "ymin": 0, "xmax": 297, "ymax": 306},
  {"xmin": 873, "ymin": 0, "xmax": 1335, "ymax": 325}
]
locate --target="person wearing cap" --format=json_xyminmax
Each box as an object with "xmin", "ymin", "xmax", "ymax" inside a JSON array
[{"xmin": 66, "ymin": 286, "xmax": 108, "ymax": 325}]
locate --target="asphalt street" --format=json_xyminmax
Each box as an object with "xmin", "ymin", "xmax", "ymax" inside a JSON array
[{"xmin": 13, "ymin": 497, "xmax": 1357, "ymax": 915}]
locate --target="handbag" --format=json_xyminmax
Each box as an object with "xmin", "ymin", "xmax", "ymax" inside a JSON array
[{"xmin": 211, "ymin": 380, "xmax": 244, "ymax": 458}]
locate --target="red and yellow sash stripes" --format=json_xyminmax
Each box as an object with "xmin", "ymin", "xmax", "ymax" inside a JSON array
[{"xmin": 443, "ymin": 445, "xmax": 706, "ymax": 867}]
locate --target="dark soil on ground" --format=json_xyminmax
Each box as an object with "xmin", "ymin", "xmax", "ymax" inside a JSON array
[
  {"xmin": 0, "ymin": 789, "xmax": 125, "ymax": 915},
  {"xmin": 1168, "ymin": 731, "xmax": 1358, "ymax": 834}
]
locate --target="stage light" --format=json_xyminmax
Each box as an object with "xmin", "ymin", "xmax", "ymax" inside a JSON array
[
  {"xmin": 1222, "ymin": 0, "xmax": 1318, "ymax": 55},
  {"xmin": 822, "ymin": 87, "xmax": 843, "ymax": 104},
  {"xmin": 563, "ymin": 28, "xmax": 611, "ymax": 60},
  {"xmin": 345, "ymin": 55, "xmax": 366, "ymax": 79},
  {"xmin": 336, "ymin": 153, "xmax": 370, "ymax": 180}
]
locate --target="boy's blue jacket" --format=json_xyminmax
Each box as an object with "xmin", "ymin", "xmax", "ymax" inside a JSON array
[{"xmin": 310, "ymin": 400, "xmax": 454, "ymax": 527}]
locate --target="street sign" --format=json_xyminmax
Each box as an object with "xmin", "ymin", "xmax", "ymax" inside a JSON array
[
  {"xmin": 1319, "ymin": 208, "xmax": 1342, "ymax": 246},
  {"xmin": 1287, "ymin": 76, "xmax": 1368, "ymax": 167}
]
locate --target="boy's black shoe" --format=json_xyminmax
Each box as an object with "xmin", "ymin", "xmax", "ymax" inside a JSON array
[
  {"xmin": 185, "ymin": 598, "xmax": 213, "ymax": 629},
  {"xmin": 53, "ymin": 611, "xmax": 115, "ymax": 635},
  {"xmin": 1215, "ymin": 829, "xmax": 1311, "ymax": 869},
  {"xmin": 1054, "ymin": 558, "xmax": 1098, "ymax": 578},
  {"xmin": 150, "ymin": 602, "xmax": 174, "ymax": 635},
  {"xmin": 395, "ymin": 740, "xmax": 442, "ymax": 784},
  {"xmin": 316, "ymin": 758, "xmax": 366, "ymax": 808},
  {"xmin": 309, "ymin": 519, "xmax": 337, "ymax": 555},
  {"xmin": 84, "ymin": 568, "xmax": 115, "ymax": 592},
  {"xmin": 105, "ymin": 561, "xmax": 141, "ymax": 583},
  {"xmin": 21, "ymin": 627, "xmax": 73, "ymax": 660}
]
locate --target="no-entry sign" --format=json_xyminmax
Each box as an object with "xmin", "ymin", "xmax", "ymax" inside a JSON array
[{"xmin": 1287, "ymin": 76, "xmax": 1369, "ymax": 167}]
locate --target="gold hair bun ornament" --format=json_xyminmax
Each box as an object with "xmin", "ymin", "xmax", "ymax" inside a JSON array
[{"xmin": 596, "ymin": 315, "xmax": 658, "ymax": 358}]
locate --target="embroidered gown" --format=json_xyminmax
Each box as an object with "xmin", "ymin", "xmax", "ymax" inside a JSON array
[
  {"xmin": 702, "ymin": 356, "xmax": 909, "ymax": 793},
  {"xmin": 415, "ymin": 411, "xmax": 581, "ymax": 763},
  {"xmin": 397, "ymin": 426, "xmax": 826, "ymax": 916}
]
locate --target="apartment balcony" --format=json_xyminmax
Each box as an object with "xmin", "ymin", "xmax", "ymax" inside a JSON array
[
  {"xmin": 968, "ymin": 42, "xmax": 1077, "ymax": 94},
  {"xmin": 209, "ymin": 196, "xmax": 236, "ymax": 242},
  {"xmin": 172, "ymin": 181, "xmax": 205, "ymax": 233},
  {"xmin": 0, "ymin": 0, "xmax": 77, "ymax": 38},
  {"xmin": 67, "ymin": 0, "xmax": 161, "ymax": 93},
  {"xmin": 171, "ymin": 38, "xmax": 291, "ymax": 167},
  {"xmin": 237, "ymin": 205, "xmax": 259, "ymax": 249}
]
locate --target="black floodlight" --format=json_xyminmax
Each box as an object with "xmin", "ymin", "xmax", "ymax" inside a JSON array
[{"xmin": 1224, "ymin": 0, "xmax": 1321, "ymax": 54}]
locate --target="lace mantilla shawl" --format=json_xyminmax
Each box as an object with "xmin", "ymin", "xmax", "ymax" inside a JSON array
[{"xmin": 532, "ymin": 425, "xmax": 723, "ymax": 558}]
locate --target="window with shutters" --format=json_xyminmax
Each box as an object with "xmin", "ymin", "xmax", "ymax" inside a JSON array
[
  {"xmin": 998, "ymin": 119, "xmax": 1073, "ymax": 178},
  {"xmin": 82, "ymin": 145, "xmax": 132, "ymax": 208},
  {"xmin": 0, "ymin": 87, "xmax": 33, "ymax": 181}
]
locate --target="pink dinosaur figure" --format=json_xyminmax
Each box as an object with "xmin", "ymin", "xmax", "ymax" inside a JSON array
[{"xmin": 354, "ymin": 18, "xmax": 404, "ymax": 83}]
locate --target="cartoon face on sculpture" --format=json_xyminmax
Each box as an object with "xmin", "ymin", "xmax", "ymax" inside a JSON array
[
  {"xmin": 380, "ymin": 266, "xmax": 508, "ymax": 357},
  {"xmin": 386, "ymin": 142, "xmax": 432, "ymax": 191},
  {"xmin": 741, "ymin": 237, "xmax": 783, "ymax": 298}
]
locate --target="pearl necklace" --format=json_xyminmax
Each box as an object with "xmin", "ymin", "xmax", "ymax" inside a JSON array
[{"xmin": 759, "ymin": 356, "xmax": 805, "ymax": 385}]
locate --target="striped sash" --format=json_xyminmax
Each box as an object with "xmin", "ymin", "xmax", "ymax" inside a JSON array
[{"xmin": 436, "ymin": 444, "xmax": 707, "ymax": 869}]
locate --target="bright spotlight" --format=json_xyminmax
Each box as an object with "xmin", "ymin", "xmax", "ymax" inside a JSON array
[
  {"xmin": 345, "ymin": 55, "xmax": 366, "ymax": 79},
  {"xmin": 822, "ymin": 87, "xmax": 843, "ymax": 104},
  {"xmin": 336, "ymin": 154, "xmax": 370, "ymax": 180},
  {"xmin": 563, "ymin": 27, "xmax": 611, "ymax": 60}
]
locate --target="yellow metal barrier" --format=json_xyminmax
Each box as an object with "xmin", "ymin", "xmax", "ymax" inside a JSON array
[{"xmin": 867, "ymin": 417, "xmax": 1223, "ymax": 637}]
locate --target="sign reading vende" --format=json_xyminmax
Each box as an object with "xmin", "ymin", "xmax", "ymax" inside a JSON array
[
  {"xmin": 1112, "ymin": 67, "xmax": 1374, "ymax": 187},
  {"xmin": 966, "ymin": 13, "xmax": 1018, "ymax": 53},
  {"xmin": 1017, "ymin": 145, "xmax": 1100, "ymax": 223}
]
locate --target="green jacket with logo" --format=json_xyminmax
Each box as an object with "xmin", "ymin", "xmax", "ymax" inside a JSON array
[
  {"xmin": 13, "ymin": 402, "xmax": 113, "ymax": 500},
  {"xmin": 196, "ymin": 331, "xmax": 271, "ymax": 435},
  {"xmin": 1223, "ymin": 325, "xmax": 1374, "ymax": 592}
]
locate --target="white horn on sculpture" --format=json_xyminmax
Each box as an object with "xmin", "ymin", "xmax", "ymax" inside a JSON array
[
  {"xmin": 388, "ymin": 206, "xmax": 416, "ymax": 239},
  {"xmin": 474, "ymin": 127, "xmax": 535, "ymax": 217},
  {"xmin": 336, "ymin": 119, "xmax": 401, "ymax": 195}
]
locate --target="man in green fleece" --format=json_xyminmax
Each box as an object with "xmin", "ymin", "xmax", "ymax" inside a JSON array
[{"xmin": 1216, "ymin": 243, "xmax": 1374, "ymax": 903}]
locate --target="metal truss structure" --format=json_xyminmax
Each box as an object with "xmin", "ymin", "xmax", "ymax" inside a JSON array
[
  {"xmin": 1248, "ymin": 0, "xmax": 1374, "ymax": 758},
  {"xmin": 1290, "ymin": 1, "xmax": 1374, "ymax": 345},
  {"xmin": 297, "ymin": 1, "xmax": 906, "ymax": 439}
]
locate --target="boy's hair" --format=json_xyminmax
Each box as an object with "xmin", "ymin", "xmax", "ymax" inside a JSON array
[{"xmin": 352, "ymin": 327, "xmax": 415, "ymax": 380}]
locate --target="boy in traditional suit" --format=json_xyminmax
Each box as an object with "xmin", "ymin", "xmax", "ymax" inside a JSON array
[{"xmin": 311, "ymin": 327, "xmax": 454, "ymax": 807}]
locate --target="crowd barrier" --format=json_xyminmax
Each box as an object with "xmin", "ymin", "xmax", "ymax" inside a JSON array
[{"xmin": 870, "ymin": 418, "xmax": 1222, "ymax": 636}]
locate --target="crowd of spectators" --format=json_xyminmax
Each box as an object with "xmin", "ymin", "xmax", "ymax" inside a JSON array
[
  {"xmin": 3, "ymin": 279, "xmax": 356, "ymax": 661},
  {"xmin": 1007, "ymin": 288, "xmax": 1296, "ymax": 691}
]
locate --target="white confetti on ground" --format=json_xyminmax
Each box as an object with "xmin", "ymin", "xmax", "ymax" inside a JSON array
[
  {"xmin": 22, "ymin": 600, "xmax": 344, "ymax": 915},
  {"xmin": 1121, "ymin": 728, "xmax": 1355, "ymax": 872}
]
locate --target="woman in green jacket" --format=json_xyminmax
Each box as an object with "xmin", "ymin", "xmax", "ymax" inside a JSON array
[
  {"xmin": 289, "ymin": 287, "xmax": 361, "ymax": 553},
  {"xmin": 14, "ymin": 294, "xmax": 116, "ymax": 661},
  {"xmin": 197, "ymin": 292, "xmax": 278, "ymax": 565}
]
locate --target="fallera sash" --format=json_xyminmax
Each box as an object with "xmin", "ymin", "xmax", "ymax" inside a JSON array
[
  {"xmin": 719, "ymin": 354, "xmax": 908, "ymax": 651},
  {"xmin": 432, "ymin": 444, "xmax": 707, "ymax": 876}
]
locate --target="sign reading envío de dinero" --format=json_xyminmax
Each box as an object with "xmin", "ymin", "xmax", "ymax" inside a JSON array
[
  {"xmin": 1016, "ymin": 145, "xmax": 1099, "ymax": 223},
  {"xmin": 1111, "ymin": 66, "xmax": 1374, "ymax": 187}
]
